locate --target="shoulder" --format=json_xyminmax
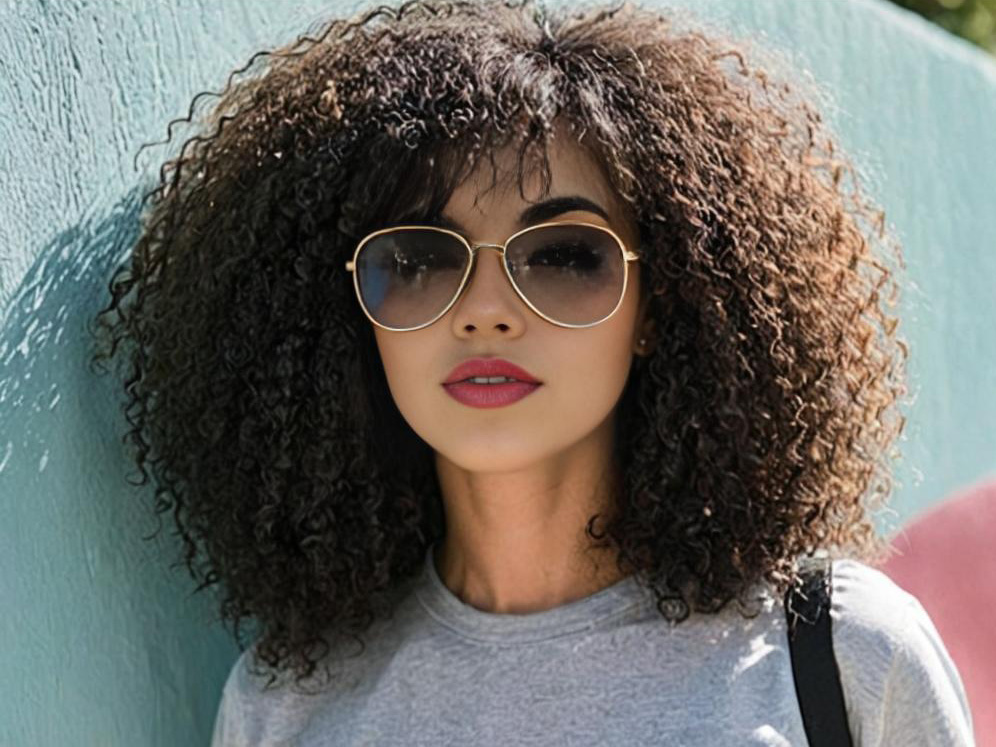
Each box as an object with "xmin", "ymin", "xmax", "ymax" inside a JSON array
[
  {"xmin": 827, "ymin": 558, "xmax": 975, "ymax": 746},
  {"xmin": 210, "ymin": 647, "xmax": 273, "ymax": 746},
  {"xmin": 210, "ymin": 644, "xmax": 331, "ymax": 747},
  {"xmin": 828, "ymin": 558, "xmax": 956, "ymax": 677},
  {"xmin": 209, "ymin": 605, "xmax": 416, "ymax": 746},
  {"xmin": 829, "ymin": 558, "xmax": 923, "ymax": 650}
]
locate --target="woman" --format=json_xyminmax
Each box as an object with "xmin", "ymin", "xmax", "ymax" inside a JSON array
[{"xmin": 90, "ymin": 0, "xmax": 975, "ymax": 743}]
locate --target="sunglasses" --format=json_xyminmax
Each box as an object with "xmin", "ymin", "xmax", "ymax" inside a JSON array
[{"xmin": 344, "ymin": 221, "xmax": 641, "ymax": 331}]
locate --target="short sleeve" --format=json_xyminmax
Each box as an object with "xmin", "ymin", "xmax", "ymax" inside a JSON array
[{"xmin": 830, "ymin": 559, "xmax": 976, "ymax": 747}]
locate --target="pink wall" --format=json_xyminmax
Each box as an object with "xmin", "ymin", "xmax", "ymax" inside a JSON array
[{"xmin": 878, "ymin": 477, "xmax": 996, "ymax": 746}]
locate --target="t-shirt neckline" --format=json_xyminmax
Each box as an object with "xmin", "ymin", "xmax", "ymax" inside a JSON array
[{"xmin": 414, "ymin": 543, "xmax": 653, "ymax": 644}]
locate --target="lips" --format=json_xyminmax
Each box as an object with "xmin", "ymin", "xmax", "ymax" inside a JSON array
[
  {"xmin": 443, "ymin": 380, "xmax": 541, "ymax": 408},
  {"xmin": 443, "ymin": 357, "xmax": 541, "ymax": 385}
]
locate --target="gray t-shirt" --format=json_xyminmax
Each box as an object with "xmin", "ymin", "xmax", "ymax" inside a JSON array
[{"xmin": 210, "ymin": 544, "xmax": 975, "ymax": 745}]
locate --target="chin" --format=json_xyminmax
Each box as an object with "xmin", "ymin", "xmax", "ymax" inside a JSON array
[{"xmin": 434, "ymin": 440, "xmax": 553, "ymax": 474}]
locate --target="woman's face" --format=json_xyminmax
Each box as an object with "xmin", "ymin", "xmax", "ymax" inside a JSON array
[{"xmin": 372, "ymin": 136, "xmax": 650, "ymax": 475}]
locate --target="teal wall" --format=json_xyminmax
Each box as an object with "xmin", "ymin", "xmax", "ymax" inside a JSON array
[{"xmin": 1, "ymin": 0, "xmax": 993, "ymax": 744}]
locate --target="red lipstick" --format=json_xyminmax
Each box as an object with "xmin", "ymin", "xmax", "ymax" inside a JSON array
[{"xmin": 442, "ymin": 357, "xmax": 542, "ymax": 409}]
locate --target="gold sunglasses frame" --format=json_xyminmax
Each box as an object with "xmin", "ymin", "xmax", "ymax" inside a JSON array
[{"xmin": 344, "ymin": 220, "xmax": 641, "ymax": 332}]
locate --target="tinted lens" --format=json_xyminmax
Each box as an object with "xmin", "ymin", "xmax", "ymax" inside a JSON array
[
  {"xmin": 506, "ymin": 224, "xmax": 626, "ymax": 325},
  {"xmin": 355, "ymin": 228, "xmax": 469, "ymax": 329}
]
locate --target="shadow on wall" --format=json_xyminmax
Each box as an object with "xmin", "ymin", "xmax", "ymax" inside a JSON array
[
  {"xmin": 0, "ymin": 188, "xmax": 241, "ymax": 746},
  {"xmin": 878, "ymin": 477, "xmax": 996, "ymax": 747}
]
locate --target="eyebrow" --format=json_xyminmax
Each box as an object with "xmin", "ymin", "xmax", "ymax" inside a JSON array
[{"xmin": 433, "ymin": 195, "xmax": 612, "ymax": 232}]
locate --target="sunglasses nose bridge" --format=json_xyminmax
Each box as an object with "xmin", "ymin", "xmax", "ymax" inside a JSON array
[
  {"xmin": 464, "ymin": 242, "xmax": 509, "ymax": 274},
  {"xmin": 469, "ymin": 242, "xmax": 506, "ymax": 253},
  {"xmin": 462, "ymin": 242, "xmax": 511, "ymax": 289}
]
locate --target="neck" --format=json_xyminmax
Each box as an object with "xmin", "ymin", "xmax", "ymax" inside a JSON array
[{"xmin": 431, "ymin": 418, "xmax": 629, "ymax": 614}]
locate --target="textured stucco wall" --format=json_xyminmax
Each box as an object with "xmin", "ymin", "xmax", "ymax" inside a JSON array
[{"xmin": 1, "ymin": 0, "xmax": 993, "ymax": 744}]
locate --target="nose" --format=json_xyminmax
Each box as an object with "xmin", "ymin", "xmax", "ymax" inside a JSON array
[{"xmin": 448, "ymin": 244, "xmax": 528, "ymax": 334}]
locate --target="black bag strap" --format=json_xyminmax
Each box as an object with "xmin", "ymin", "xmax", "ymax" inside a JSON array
[{"xmin": 784, "ymin": 555, "xmax": 854, "ymax": 747}]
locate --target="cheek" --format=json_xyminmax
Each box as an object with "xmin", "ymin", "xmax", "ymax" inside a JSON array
[
  {"xmin": 375, "ymin": 328, "xmax": 445, "ymax": 440},
  {"xmin": 373, "ymin": 331, "xmax": 431, "ymax": 413},
  {"xmin": 529, "ymin": 319, "xmax": 635, "ymax": 432},
  {"xmin": 564, "ymin": 329, "xmax": 635, "ymax": 402},
  {"xmin": 569, "ymin": 290, "xmax": 642, "ymax": 404}
]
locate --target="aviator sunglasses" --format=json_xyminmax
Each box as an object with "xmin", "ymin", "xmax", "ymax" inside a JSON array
[{"xmin": 344, "ymin": 221, "xmax": 641, "ymax": 331}]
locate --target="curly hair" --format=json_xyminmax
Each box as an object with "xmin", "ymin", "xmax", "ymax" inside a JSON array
[{"xmin": 89, "ymin": 0, "xmax": 910, "ymax": 688}]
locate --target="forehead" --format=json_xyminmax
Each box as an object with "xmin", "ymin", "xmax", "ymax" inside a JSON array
[{"xmin": 443, "ymin": 132, "xmax": 624, "ymax": 224}]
